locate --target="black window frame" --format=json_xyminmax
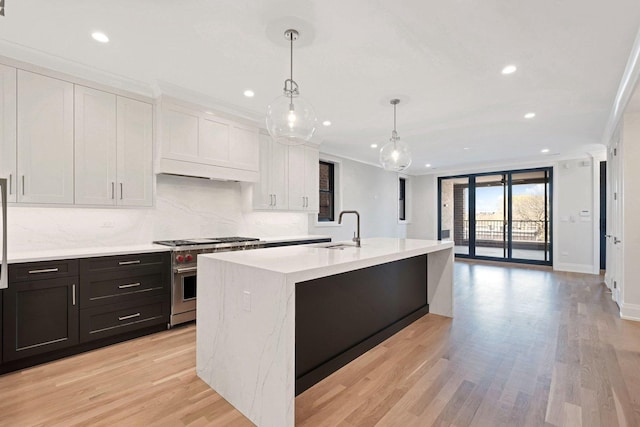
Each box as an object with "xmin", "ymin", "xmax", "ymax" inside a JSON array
[
  {"xmin": 399, "ymin": 177, "xmax": 407, "ymax": 221},
  {"xmin": 318, "ymin": 161, "xmax": 335, "ymax": 222}
]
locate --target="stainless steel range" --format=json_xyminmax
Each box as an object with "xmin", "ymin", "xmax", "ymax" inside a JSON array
[{"xmin": 153, "ymin": 237, "xmax": 265, "ymax": 326}]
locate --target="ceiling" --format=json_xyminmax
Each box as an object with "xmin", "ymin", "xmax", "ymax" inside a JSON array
[{"xmin": 1, "ymin": 0, "xmax": 639, "ymax": 174}]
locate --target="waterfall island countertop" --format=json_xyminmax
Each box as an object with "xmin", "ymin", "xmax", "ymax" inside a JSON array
[{"xmin": 196, "ymin": 237, "xmax": 454, "ymax": 427}]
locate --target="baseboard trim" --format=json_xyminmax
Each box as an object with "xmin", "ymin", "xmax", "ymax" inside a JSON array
[
  {"xmin": 620, "ymin": 303, "xmax": 640, "ymax": 322},
  {"xmin": 554, "ymin": 263, "xmax": 597, "ymax": 274}
]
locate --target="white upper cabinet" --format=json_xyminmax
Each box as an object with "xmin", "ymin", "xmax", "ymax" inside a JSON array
[
  {"xmin": 75, "ymin": 88, "xmax": 153, "ymax": 207},
  {"xmin": 161, "ymin": 103, "xmax": 199, "ymax": 162},
  {"xmin": 17, "ymin": 70, "xmax": 74, "ymax": 204},
  {"xmin": 304, "ymin": 146, "xmax": 319, "ymax": 212},
  {"xmin": 74, "ymin": 86, "xmax": 117, "ymax": 205},
  {"xmin": 288, "ymin": 145, "xmax": 319, "ymax": 212},
  {"xmin": 0, "ymin": 64, "xmax": 16, "ymax": 202},
  {"xmin": 116, "ymin": 96, "xmax": 153, "ymax": 207},
  {"xmin": 253, "ymin": 134, "xmax": 288, "ymax": 210},
  {"xmin": 158, "ymin": 99, "xmax": 259, "ymax": 182}
]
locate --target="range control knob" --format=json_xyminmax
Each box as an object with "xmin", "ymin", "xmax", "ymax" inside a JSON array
[
  {"xmin": 176, "ymin": 255, "xmax": 185, "ymax": 263},
  {"xmin": 185, "ymin": 254, "xmax": 194, "ymax": 262}
]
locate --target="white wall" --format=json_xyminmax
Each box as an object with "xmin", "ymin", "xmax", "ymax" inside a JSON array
[
  {"xmin": 553, "ymin": 159, "xmax": 599, "ymax": 273},
  {"xmin": 407, "ymin": 174, "xmax": 438, "ymax": 240},
  {"xmin": 621, "ymin": 111, "xmax": 640, "ymax": 319},
  {"xmin": 8, "ymin": 174, "xmax": 308, "ymax": 252},
  {"xmin": 308, "ymin": 155, "xmax": 408, "ymax": 241}
]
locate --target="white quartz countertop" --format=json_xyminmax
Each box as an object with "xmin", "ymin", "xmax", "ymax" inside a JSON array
[
  {"xmin": 201, "ymin": 237, "xmax": 453, "ymax": 281},
  {"xmin": 258, "ymin": 235, "xmax": 331, "ymax": 243},
  {"xmin": 4, "ymin": 244, "xmax": 171, "ymax": 264}
]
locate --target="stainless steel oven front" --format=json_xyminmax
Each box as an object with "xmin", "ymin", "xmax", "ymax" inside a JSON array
[{"xmin": 171, "ymin": 264, "xmax": 198, "ymax": 326}]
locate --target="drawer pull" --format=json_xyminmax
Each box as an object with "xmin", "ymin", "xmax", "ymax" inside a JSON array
[
  {"xmin": 118, "ymin": 313, "xmax": 141, "ymax": 321},
  {"xmin": 28, "ymin": 267, "xmax": 59, "ymax": 274},
  {"xmin": 118, "ymin": 260, "xmax": 141, "ymax": 266},
  {"xmin": 118, "ymin": 282, "xmax": 141, "ymax": 289}
]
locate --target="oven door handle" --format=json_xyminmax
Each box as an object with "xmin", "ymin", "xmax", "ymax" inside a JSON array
[{"xmin": 175, "ymin": 266, "xmax": 198, "ymax": 274}]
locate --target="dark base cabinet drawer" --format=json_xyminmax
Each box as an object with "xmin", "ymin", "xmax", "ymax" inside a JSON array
[
  {"xmin": 80, "ymin": 253, "xmax": 167, "ymax": 273},
  {"xmin": 10, "ymin": 259, "xmax": 78, "ymax": 282},
  {"xmin": 80, "ymin": 296, "xmax": 169, "ymax": 343},
  {"xmin": 81, "ymin": 272, "xmax": 168, "ymax": 308}
]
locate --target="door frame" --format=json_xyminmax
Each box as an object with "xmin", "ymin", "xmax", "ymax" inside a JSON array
[{"xmin": 437, "ymin": 166, "xmax": 553, "ymax": 266}]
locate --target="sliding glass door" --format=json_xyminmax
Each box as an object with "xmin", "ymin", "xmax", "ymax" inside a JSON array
[
  {"xmin": 439, "ymin": 177, "xmax": 469, "ymax": 255},
  {"xmin": 438, "ymin": 167, "xmax": 552, "ymax": 266}
]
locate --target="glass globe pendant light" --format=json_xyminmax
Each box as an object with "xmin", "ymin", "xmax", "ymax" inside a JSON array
[
  {"xmin": 379, "ymin": 99, "xmax": 412, "ymax": 171},
  {"xmin": 266, "ymin": 29, "xmax": 317, "ymax": 146}
]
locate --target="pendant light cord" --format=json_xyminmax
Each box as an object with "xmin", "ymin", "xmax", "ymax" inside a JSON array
[{"xmin": 290, "ymin": 32, "xmax": 294, "ymax": 105}]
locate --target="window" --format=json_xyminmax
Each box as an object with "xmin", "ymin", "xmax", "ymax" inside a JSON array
[
  {"xmin": 399, "ymin": 177, "xmax": 407, "ymax": 221},
  {"xmin": 318, "ymin": 161, "xmax": 335, "ymax": 222}
]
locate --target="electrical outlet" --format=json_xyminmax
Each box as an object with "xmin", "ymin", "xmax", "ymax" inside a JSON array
[{"xmin": 242, "ymin": 291, "xmax": 251, "ymax": 312}]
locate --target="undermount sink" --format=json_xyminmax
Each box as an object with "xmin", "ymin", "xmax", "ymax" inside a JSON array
[{"xmin": 322, "ymin": 243, "xmax": 358, "ymax": 250}]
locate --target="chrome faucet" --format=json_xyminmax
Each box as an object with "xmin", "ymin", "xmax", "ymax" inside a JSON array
[{"xmin": 338, "ymin": 210, "xmax": 361, "ymax": 247}]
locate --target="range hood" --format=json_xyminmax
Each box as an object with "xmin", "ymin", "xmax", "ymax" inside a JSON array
[{"xmin": 157, "ymin": 158, "xmax": 258, "ymax": 182}]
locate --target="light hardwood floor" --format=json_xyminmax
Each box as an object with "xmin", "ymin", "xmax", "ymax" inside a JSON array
[{"xmin": 1, "ymin": 261, "xmax": 639, "ymax": 426}]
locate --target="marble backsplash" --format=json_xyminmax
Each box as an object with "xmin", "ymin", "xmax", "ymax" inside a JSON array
[{"xmin": 7, "ymin": 174, "xmax": 309, "ymax": 252}]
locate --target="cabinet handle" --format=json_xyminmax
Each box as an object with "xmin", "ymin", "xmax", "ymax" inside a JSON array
[
  {"xmin": 119, "ymin": 260, "xmax": 141, "ymax": 265},
  {"xmin": 21, "ymin": 175, "xmax": 25, "ymax": 196},
  {"xmin": 111, "ymin": 182, "xmax": 115, "ymax": 199},
  {"xmin": 72, "ymin": 284, "xmax": 76, "ymax": 306},
  {"xmin": 302, "ymin": 196, "xmax": 305, "ymax": 207},
  {"xmin": 8, "ymin": 174, "xmax": 12, "ymax": 195},
  {"xmin": 119, "ymin": 313, "xmax": 141, "ymax": 321},
  {"xmin": 120, "ymin": 183, "xmax": 123, "ymax": 200},
  {"xmin": 28, "ymin": 267, "xmax": 59, "ymax": 274},
  {"xmin": 118, "ymin": 282, "xmax": 141, "ymax": 289}
]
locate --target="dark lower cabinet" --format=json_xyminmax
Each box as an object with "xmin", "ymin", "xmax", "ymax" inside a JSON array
[
  {"xmin": 3, "ymin": 276, "xmax": 79, "ymax": 362},
  {"xmin": 80, "ymin": 295, "xmax": 169, "ymax": 342},
  {"xmin": 0, "ymin": 252, "xmax": 170, "ymax": 373}
]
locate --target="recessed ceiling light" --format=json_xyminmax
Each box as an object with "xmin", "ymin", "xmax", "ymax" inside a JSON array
[
  {"xmin": 501, "ymin": 65, "xmax": 517, "ymax": 75},
  {"xmin": 370, "ymin": 144, "xmax": 378, "ymax": 148},
  {"xmin": 463, "ymin": 147, "xmax": 470, "ymax": 150},
  {"xmin": 524, "ymin": 112, "xmax": 536, "ymax": 119},
  {"xmin": 243, "ymin": 89, "xmax": 255, "ymax": 98},
  {"xmin": 425, "ymin": 163, "xmax": 432, "ymax": 168},
  {"xmin": 322, "ymin": 120, "xmax": 331, "ymax": 126},
  {"xmin": 91, "ymin": 32, "xmax": 109, "ymax": 43},
  {"xmin": 541, "ymin": 148, "xmax": 550, "ymax": 153}
]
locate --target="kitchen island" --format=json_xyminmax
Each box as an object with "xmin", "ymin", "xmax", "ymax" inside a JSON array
[{"xmin": 196, "ymin": 238, "xmax": 454, "ymax": 427}]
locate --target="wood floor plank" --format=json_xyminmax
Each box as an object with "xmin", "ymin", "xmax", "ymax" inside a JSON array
[{"xmin": 1, "ymin": 261, "xmax": 639, "ymax": 426}]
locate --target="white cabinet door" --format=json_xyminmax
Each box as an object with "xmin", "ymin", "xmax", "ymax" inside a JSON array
[
  {"xmin": 161, "ymin": 104, "xmax": 199, "ymax": 162},
  {"xmin": 230, "ymin": 124, "xmax": 259, "ymax": 172},
  {"xmin": 74, "ymin": 86, "xmax": 117, "ymax": 206},
  {"xmin": 17, "ymin": 70, "xmax": 74, "ymax": 204},
  {"xmin": 288, "ymin": 145, "xmax": 306, "ymax": 211},
  {"xmin": 304, "ymin": 146, "xmax": 319, "ymax": 212},
  {"xmin": 200, "ymin": 115, "xmax": 230, "ymax": 165},
  {"xmin": 270, "ymin": 139, "xmax": 289, "ymax": 209},
  {"xmin": 253, "ymin": 133, "xmax": 273, "ymax": 209},
  {"xmin": 0, "ymin": 64, "xmax": 16, "ymax": 202},
  {"xmin": 253, "ymin": 135, "xmax": 289, "ymax": 210},
  {"xmin": 287, "ymin": 145, "xmax": 318, "ymax": 212},
  {"xmin": 117, "ymin": 97, "xmax": 153, "ymax": 207}
]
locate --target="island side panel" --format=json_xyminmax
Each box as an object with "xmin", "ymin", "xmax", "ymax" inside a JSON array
[
  {"xmin": 427, "ymin": 246, "xmax": 454, "ymax": 317},
  {"xmin": 295, "ymin": 254, "xmax": 428, "ymax": 394},
  {"xmin": 196, "ymin": 258, "xmax": 295, "ymax": 427}
]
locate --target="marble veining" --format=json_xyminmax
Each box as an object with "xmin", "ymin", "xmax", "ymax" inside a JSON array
[
  {"xmin": 196, "ymin": 238, "xmax": 454, "ymax": 427},
  {"xmin": 6, "ymin": 174, "xmax": 309, "ymax": 253}
]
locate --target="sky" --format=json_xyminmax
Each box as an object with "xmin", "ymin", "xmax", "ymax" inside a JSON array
[{"xmin": 474, "ymin": 183, "xmax": 545, "ymax": 213}]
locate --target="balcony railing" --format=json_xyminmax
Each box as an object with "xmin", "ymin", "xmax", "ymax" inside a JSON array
[{"xmin": 459, "ymin": 219, "xmax": 549, "ymax": 242}]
